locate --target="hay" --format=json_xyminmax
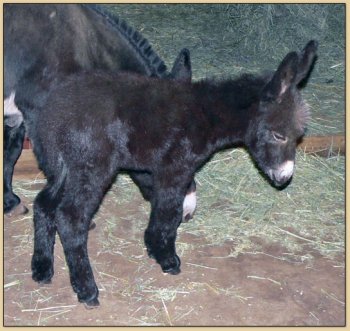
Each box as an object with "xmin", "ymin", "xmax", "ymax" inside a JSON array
[
  {"xmin": 105, "ymin": 4, "xmax": 344, "ymax": 136},
  {"xmin": 172, "ymin": 149, "xmax": 344, "ymax": 261}
]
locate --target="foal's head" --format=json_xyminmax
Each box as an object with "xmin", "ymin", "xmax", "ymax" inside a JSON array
[{"xmin": 246, "ymin": 40, "xmax": 318, "ymax": 187}]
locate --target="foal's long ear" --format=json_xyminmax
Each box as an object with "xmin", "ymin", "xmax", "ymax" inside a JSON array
[
  {"xmin": 295, "ymin": 40, "xmax": 318, "ymax": 85},
  {"xmin": 170, "ymin": 48, "xmax": 192, "ymax": 82},
  {"xmin": 261, "ymin": 51, "xmax": 299, "ymax": 102}
]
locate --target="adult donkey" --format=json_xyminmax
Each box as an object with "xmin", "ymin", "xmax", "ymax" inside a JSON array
[{"xmin": 4, "ymin": 4, "xmax": 195, "ymax": 220}]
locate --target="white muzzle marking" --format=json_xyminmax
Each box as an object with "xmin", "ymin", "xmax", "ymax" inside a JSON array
[{"xmin": 275, "ymin": 160, "xmax": 294, "ymax": 182}]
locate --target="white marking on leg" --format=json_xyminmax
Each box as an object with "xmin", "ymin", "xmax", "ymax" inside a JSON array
[
  {"xmin": 182, "ymin": 191, "xmax": 197, "ymax": 222},
  {"xmin": 4, "ymin": 92, "xmax": 23, "ymax": 128}
]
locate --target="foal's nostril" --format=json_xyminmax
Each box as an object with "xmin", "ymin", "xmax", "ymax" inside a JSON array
[
  {"xmin": 279, "ymin": 161, "xmax": 294, "ymax": 179},
  {"xmin": 276, "ymin": 171, "xmax": 289, "ymax": 183},
  {"xmin": 268, "ymin": 160, "xmax": 294, "ymax": 186}
]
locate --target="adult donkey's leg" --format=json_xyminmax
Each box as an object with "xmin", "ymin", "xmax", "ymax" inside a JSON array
[{"xmin": 4, "ymin": 123, "xmax": 27, "ymax": 214}]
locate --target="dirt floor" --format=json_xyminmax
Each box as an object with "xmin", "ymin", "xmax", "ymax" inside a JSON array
[{"xmin": 3, "ymin": 151, "xmax": 345, "ymax": 326}]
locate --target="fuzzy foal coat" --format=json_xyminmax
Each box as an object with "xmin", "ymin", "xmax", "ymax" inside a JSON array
[{"xmin": 27, "ymin": 41, "xmax": 318, "ymax": 306}]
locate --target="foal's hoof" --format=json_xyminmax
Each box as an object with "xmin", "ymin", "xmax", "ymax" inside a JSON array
[
  {"xmin": 83, "ymin": 297, "xmax": 100, "ymax": 309},
  {"xmin": 32, "ymin": 257, "xmax": 54, "ymax": 284},
  {"xmin": 37, "ymin": 278, "xmax": 52, "ymax": 285},
  {"xmin": 32, "ymin": 268, "xmax": 53, "ymax": 284},
  {"xmin": 6, "ymin": 202, "xmax": 29, "ymax": 217},
  {"xmin": 77, "ymin": 285, "xmax": 99, "ymax": 308},
  {"xmin": 161, "ymin": 255, "xmax": 181, "ymax": 275},
  {"xmin": 146, "ymin": 249, "xmax": 181, "ymax": 275}
]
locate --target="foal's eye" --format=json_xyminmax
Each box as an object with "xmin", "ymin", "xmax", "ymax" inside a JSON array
[{"xmin": 272, "ymin": 131, "xmax": 287, "ymax": 143}]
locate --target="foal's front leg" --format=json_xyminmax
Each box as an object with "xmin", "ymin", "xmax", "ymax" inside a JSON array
[
  {"xmin": 144, "ymin": 185, "xmax": 185, "ymax": 275},
  {"xmin": 130, "ymin": 171, "xmax": 197, "ymax": 223}
]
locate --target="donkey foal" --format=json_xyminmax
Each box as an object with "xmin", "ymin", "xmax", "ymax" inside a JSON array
[{"xmin": 26, "ymin": 41, "xmax": 317, "ymax": 306}]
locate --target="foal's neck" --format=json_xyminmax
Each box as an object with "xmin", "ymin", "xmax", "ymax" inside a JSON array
[{"xmin": 194, "ymin": 75, "xmax": 265, "ymax": 152}]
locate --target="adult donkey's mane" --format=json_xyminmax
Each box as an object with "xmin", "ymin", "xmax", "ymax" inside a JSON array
[{"xmin": 83, "ymin": 4, "xmax": 168, "ymax": 78}]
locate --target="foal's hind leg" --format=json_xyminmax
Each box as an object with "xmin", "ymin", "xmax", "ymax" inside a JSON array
[
  {"xmin": 31, "ymin": 183, "xmax": 62, "ymax": 284},
  {"xmin": 55, "ymin": 171, "xmax": 110, "ymax": 307}
]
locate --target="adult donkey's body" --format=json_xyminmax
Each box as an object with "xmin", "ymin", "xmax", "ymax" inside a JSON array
[
  {"xmin": 27, "ymin": 41, "xmax": 317, "ymax": 306},
  {"xmin": 4, "ymin": 4, "xmax": 194, "ymax": 216}
]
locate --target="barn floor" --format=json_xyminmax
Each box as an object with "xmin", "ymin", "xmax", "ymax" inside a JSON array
[{"xmin": 3, "ymin": 150, "xmax": 345, "ymax": 326}]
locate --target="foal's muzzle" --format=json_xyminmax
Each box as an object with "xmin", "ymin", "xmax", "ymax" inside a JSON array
[{"xmin": 268, "ymin": 160, "xmax": 294, "ymax": 187}]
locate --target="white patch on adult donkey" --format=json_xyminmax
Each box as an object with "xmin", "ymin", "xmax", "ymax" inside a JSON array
[{"xmin": 4, "ymin": 91, "xmax": 23, "ymax": 128}]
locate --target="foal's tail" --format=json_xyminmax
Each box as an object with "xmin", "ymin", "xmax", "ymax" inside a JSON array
[{"xmin": 46, "ymin": 153, "xmax": 68, "ymax": 200}]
